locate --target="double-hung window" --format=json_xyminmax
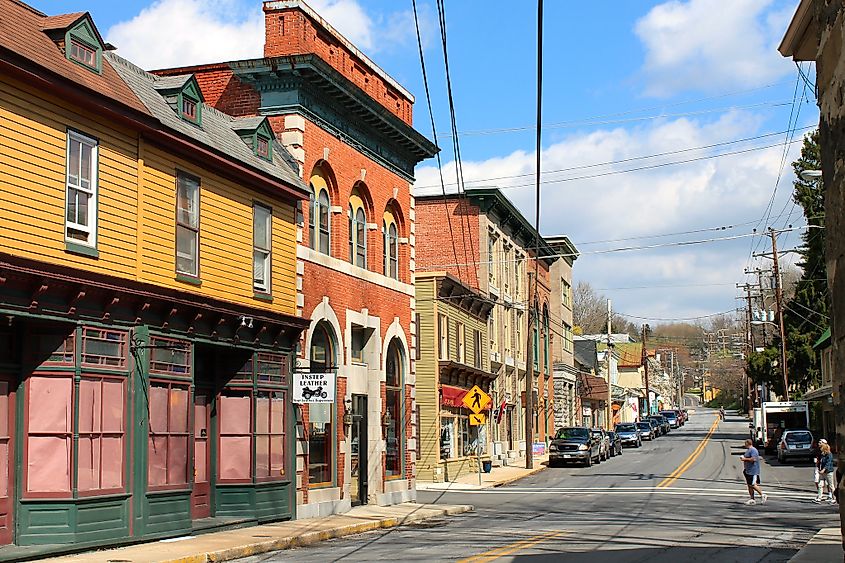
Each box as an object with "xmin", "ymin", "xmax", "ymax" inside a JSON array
[
  {"xmin": 349, "ymin": 206, "xmax": 366, "ymax": 268},
  {"xmin": 176, "ymin": 173, "xmax": 200, "ymax": 277},
  {"xmin": 384, "ymin": 221, "xmax": 398, "ymax": 280},
  {"xmin": 65, "ymin": 130, "xmax": 98, "ymax": 247},
  {"xmin": 253, "ymin": 204, "xmax": 272, "ymax": 293}
]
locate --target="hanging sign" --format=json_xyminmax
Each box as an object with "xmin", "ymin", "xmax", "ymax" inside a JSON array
[{"xmin": 293, "ymin": 372, "xmax": 335, "ymax": 403}]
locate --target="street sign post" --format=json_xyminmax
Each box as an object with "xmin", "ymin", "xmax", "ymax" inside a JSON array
[{"xmin": 461, "ymin": 385, "xmax": 490, "ymax": 486}]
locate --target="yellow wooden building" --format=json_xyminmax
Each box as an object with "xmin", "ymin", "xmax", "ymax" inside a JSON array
[
  {"xmin": 415, "ymin": 272, "xmax": 494, "ymax": 483},
  {"xmin": 0, "ymin": 0, "xmax": 308, "ymax": 556}
]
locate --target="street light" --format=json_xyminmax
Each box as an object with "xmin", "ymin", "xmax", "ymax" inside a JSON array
[{"xmin": 799, "ymin": 169, "xmax": 822, "ymax": 181}]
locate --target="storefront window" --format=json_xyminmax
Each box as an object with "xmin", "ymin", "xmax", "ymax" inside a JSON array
[
  {"xmin": 308, "ymin": 322, "xmax": 335, "ymax": 487},
  {"xmin": 255, "ymin": 391, "xmax": 286, "ymax": 480},
  {"xmin": 218, "ymin": 390, "xmax": 252, "ymax": 481},
  {"xmin": 385, "ymin": 339, "xmax": 403, "ymax": 477},
  {"xmin": 24, "ymin": 326, "xmax": 129, "ymax": 498},
  {"xmin": 440, "ymin": 409, "xmax": 485, "ymax": 460},
  {"xmin": 148, "ymin": 381, "xmax": 190, "ymax": 488}
]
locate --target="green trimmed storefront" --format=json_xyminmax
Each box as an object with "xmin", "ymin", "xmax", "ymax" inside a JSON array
[{"xmin": 0, "ymin": 255, "xmax": 307, "ymax": 560}]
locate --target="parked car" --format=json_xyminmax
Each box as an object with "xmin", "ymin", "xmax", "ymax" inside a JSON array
[
  {"xmin": 648, "ymin": 415, "xmax": 670, "ymax": 435},
  {"xmin": 591, "ymin": 428, "xmax": 611, "ymax": 461},
  {"xmin": 636, "ymin": 421, "xmax": 655, "ymax": 441},
  {"xmin": 615, "ymin": 423, "xmax": 642, "ymax": 447},
  {"xmin": 549, "ymin": 426, "xmax": 601, "ymax": 467},
  {"xmin": 646, "ymin": 418, "xmax": 661, "ymax": 437},
  {"xmin": 606, "ymin": 431, "xmax": 623, "ymax": 456},
  {"xmin": 777, "ymin": 429, "xmax": 814, "ymax": 462},
  {"xmin": 659, "ymin": 410, "xmax": 680, "ymax": 429}
]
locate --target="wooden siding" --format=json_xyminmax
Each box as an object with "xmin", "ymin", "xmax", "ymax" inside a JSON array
[
  {"xmin": 140, "ymin": 145, "xmax": 297, "ymax": 315},
  {"xmin": 0, "ymin": 74, "xmax": 298, "ymax": 316},
  {"xmin": 0, "ymin": 74, "xmax": 139, "ymax": 278},
  {"xmin": 414, "ymin": 277, "xmax": 438, "ymax": 481},
  {"xmin": 414, "ymin": 276, "xmax": 490, "ymax": 482}
]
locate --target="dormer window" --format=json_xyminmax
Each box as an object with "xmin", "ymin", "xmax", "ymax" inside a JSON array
[
  {"xmin": 69, "ymin": 39, "xmax": 96, "ymax": 68},
  {"xmin": 181, "ymin": 97, "xmax": 198, "ymax": 122},
  {"xmin": 256, "ymin": 136, "xmax": 270, "ymax": 159}
]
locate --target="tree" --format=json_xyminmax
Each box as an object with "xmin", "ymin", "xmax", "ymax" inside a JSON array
[
  {"xmin": 572, "ymin": 281, "xmax": 639, "ymax": 337},
  {"xmin": 747, "ymin": 130, "xmax": 828, "ymax": 396}
]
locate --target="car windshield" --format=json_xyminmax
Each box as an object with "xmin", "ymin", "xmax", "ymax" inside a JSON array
[
  {"xmin": 660, "ymin": 412, "xmax": 677, "ymax": 419},
  {"xmin": 616, "ymin": 424, "xmax": 636, "ymax": 432},
  {"xmin": 637, "ymin": 423, "xmax": 651, "ymax": 429},
  {"xmin": 591, "ymin": 430, "xmax": 602, "ymax": 437},
  {"xmin": 785, "ymin": 432, "xmax": 812, "ymax": 444},
  {"xmin": 555, "ymin": 428, "xmax": 589, "ymax": 439}
]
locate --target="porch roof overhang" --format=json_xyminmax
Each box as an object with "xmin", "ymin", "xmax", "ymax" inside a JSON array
[
  {"xmin": 438, "ymin": 360, "xmax": 496, "ymax": 391},
  {"xmin": 0, "ymin": 252, "xmax": 309, "ymax": 349},
  {"xmin": 802, "ymin": 385, "xmax": 833, "ymax": 401},
  {"xmin": 778, "ymin": 0, "xmax": 816, "ymax": 61},
  {"xmin": 577, "ymin": 372, "xmax": 608, "ymax": 401}
]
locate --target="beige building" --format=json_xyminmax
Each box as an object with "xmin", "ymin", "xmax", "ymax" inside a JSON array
[{"xmin": 414, "ymin": 272, "xmax": 494, "ymax": 482}]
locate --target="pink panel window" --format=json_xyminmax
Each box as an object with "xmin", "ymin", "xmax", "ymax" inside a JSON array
[
  {"xmin": 194, "ymin": 395, "xmax": 209, "ymax": 483},
  {"xmin": 148, "ymin": 381, "xmax": 190, "ymax": 488},
  {"xmin": 26, "ymin": 375, "xmax": 72, "ymax": 495},
  {"xmin": 78, "ymin": 375, "xmax": 124, "ymax": 493},
  {"xmin": 218, "ymin": 392, "xmax": 251, "ymax": 481},
  {"xmin": 256, "ymin": 390, "xmax": 285, "ymax": 480}
]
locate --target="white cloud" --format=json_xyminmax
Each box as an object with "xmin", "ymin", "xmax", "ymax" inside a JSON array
[
  {"xmin": 106, "ymin": 0, "xmax": 418, "ymax": 70},
  {"xmin": 414, "ymin": 112, "xmax": 806, "ymax": 321},
  {"xmin": 107, "ymin": 0, "xmax": 264, "ymax": 69},
  {"xmin": 634, "ymin": 0, "xmax": 794, "ymax": 97}
]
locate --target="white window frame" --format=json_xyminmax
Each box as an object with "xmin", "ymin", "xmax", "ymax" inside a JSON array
[
  {"xmin": 65, "ymin": 130, "xmax": 99, "ymax": 247},
  {"xmin": 457, "ymin": 322, "xmax": 466, "ymax": 364},
  {"xmin": 175, "ymin": 172, "xmax": 200, "ymax": 277},
  {"xmin": 253, "ymin": 203, "xmax": 272, "ymax": 293},
  {"xmin": 438, "ymin": 314, "xmax": 449, "ymax": 361}
]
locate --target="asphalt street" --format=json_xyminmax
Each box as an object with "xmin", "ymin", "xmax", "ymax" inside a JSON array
[{"xmin": 237, "ymin": 409, "xmax": 837, "ymax": 562}]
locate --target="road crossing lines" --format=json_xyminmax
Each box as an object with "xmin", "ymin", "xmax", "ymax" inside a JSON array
[
  {"xmin": 656, "ymin": 415, "xmax": 721, "ymax": 489},
  {"xmin": 456, "ymin": 530, "xmax": 569, "ymax": 562}
]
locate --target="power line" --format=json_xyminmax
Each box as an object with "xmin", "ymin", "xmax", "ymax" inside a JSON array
[
  {"xmin": 416, "ymin": 125, "xmax": 815, "ymax": 190},
  {"xmin": 617, "ymin": 310, "xmax": 738, "ymax": 322},
  {"xmin": 441, "ymin": 100, "xmax": 793, "ymax": 138},
  {"xmin": 411, "ymin": 0, "xmax": 463, "ymax": 282}
]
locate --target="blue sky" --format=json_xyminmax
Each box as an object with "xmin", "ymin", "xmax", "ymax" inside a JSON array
[{"xmin": 35, "ymin": 0, "xmax": 819, "ymax": 327}]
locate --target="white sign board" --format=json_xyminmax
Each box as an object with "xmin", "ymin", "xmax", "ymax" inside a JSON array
[{"xmin": 293, "ymin": 372, "xmax": 335, "ymax": 403}]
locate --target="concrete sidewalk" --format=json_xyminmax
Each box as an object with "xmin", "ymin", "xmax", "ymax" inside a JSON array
[
  {"xmin": 46, "ymin": 503, "xmax": 472, "ymax": 563},
  {"xmin": 790, "ymin": 527, "xmax": 844, "ymax": 562},
  {"xmin": 416, "ymin": 454, "xmax": 549, "ymax": 491}
]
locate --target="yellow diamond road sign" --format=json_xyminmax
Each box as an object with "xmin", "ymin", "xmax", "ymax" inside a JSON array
[
  {"xmin": 469, "ymin": 413, "xmax": 486, "ymax": 426},
  {"xmin": 462, "ymin": 385, "xmax": 491, "ymax": 414}
]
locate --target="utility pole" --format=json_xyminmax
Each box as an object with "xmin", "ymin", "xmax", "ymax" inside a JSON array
[
  {"xmin": 524, "ymin": 272, "xmax": 535, "ymax": 469},
  {"xmin": 526, "ymin": 0, "xmax": 544, "ymax": 470},
  {"xmin": 642, "ymin": 324, "xmax": 651, "ymax": 416},
  {"xmin": 769, "ymin": 229, "xmax": 790, "ymax": 401},
  {"xmin": 606, "ymin": 299, "xmax": 612, "ymax": 430}
]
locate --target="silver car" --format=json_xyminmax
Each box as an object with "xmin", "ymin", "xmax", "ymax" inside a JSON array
[{"xmin": 777, "ymin": 429, "xmax": 814, "ymax": 462}]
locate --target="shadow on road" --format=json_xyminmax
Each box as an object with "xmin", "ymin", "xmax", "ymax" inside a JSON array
[{"xmin": 506, "ymin": 545, "xmax": 796, "ymax": 562}]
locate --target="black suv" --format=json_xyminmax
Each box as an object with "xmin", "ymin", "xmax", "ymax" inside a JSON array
[{"xmin": 549, "ymin": 427, "xmax": 601, "ymax": 467}]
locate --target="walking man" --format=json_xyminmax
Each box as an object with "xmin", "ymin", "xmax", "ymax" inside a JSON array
[{"xmin": 741, "ymin": 438, "xmax": 767, "ymax": 505}]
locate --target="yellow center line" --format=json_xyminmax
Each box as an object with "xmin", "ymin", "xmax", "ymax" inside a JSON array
[
  {"xmin": 457, "ymin": 530, "xmax": 568, "ymax": 563},
  {"xmin": 656, "ymin": 415, "xmax": 720, "ymax": 488}
]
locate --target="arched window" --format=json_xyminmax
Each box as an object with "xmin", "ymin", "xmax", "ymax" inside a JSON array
[
  {"xmin": 383, "ymin": 206, "xmax": 399, "ymax": 280},
  {"xmin": 309, "ymin": 171, "xmax": 331, "ymax": 255},
  {"xmin": 348, "ymin": 192, "xmax": 367, "ymax": 268},
  {"xmin": 308, "ymin": 322, "xmax": 336, "ymax": 487},
  {"xmin": 385, "ymin": 338, "xmax": 404, "ymax": 477},
  {"xmin": 543, "ymin": 305, "xmax": 550, "ymax": 373}
]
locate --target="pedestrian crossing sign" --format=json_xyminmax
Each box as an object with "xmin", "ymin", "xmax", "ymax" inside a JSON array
[
  {"xmin": 469, "ymin": 413, "xmax": 486, "ymax": 426},
  {"xmin": 462, "ymin": 385, "xmax": 491, "ymax": 414}
]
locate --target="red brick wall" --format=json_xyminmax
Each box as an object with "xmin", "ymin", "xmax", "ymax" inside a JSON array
[
  {"xmin": 262, "ymin": 4, "xmax": 413, "ymax": 125},
  {"xmin": 152, "ymin": 64, "xmax": 260, "ymax": 118},
  {"xmin": 415, "ymin": 198, "xmax": 481, "ymax": 289}
]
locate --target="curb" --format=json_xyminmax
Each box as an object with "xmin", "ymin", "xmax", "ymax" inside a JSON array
[
  {"xmin": 155, "ymin": 505, "xmax": 474, "ymax": 563},
  {"xmin": 492, "ymin": 463, "xmax": 548, "ymax": 488}
]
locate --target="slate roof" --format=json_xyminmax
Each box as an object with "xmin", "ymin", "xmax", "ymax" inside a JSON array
[
  {"xmin": 152, "ymin": 74, "xmax": 194, "ymax": 92},
  {"xmin": 574, "ymin": 339, "xmax": 598, "ymax": 372},
  {"xmin": 0, "ymin": 0, "xmax": 147, "ymax": 114},
  {"xmin": 106, "ymin": 52, "xmax": 305, "ymax": 190}
]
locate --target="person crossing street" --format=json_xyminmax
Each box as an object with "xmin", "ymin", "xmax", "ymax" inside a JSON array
[{"xmin": 740, "ymin": 438, "xmax": 767, "ymax": 505}]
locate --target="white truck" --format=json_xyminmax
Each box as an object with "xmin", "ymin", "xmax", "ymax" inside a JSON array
[{"xmin": 750, "ymin": 401, "xmax": 810, "ymax": 451}]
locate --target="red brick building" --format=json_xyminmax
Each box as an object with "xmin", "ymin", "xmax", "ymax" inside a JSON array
[
  {"xmin": 157, "ymin": 1, "xmax": 435, "ymax": 517},
  {"xmin": 415, "ymin": 188, "xmax": 559, "ymax": 463}
]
